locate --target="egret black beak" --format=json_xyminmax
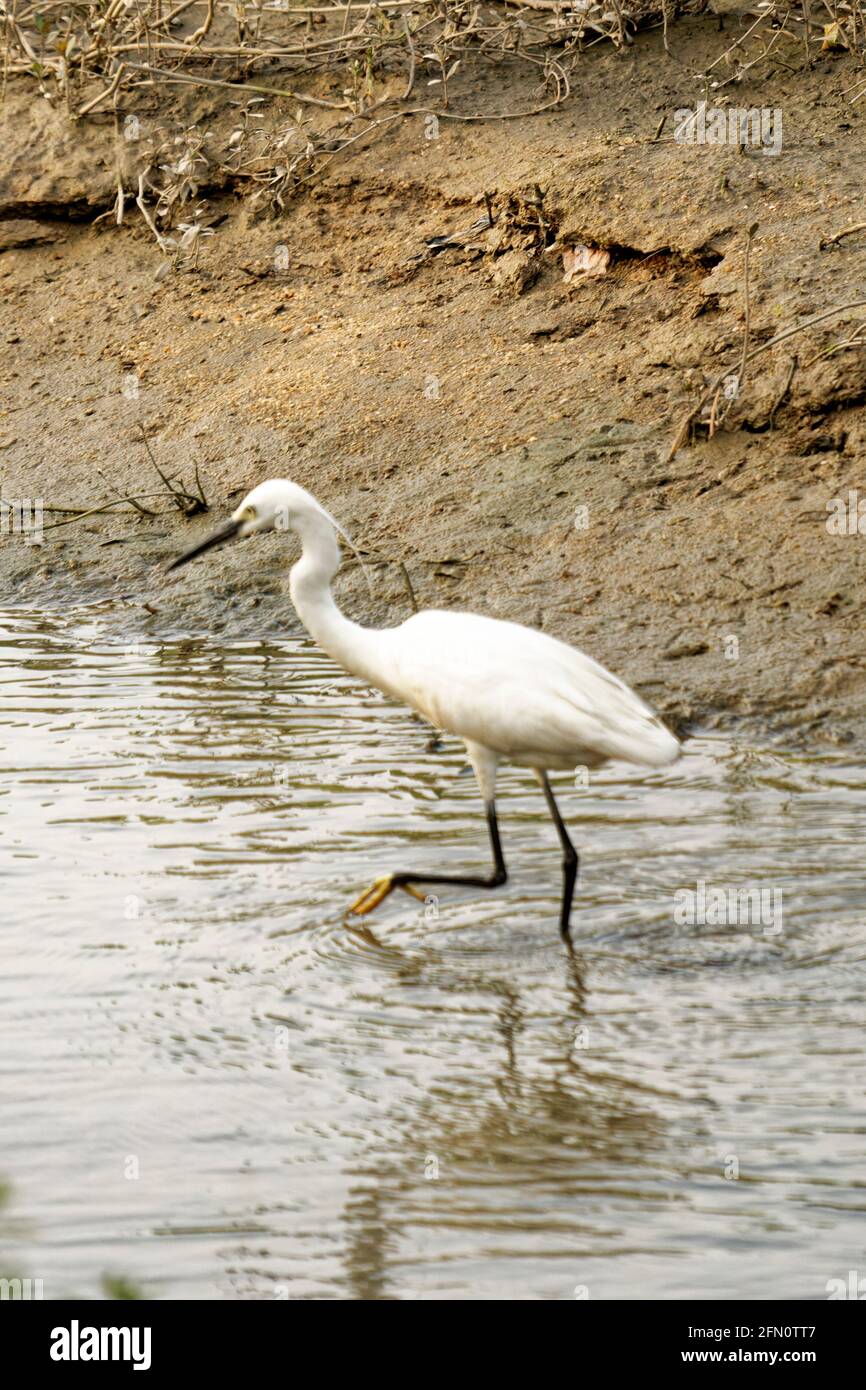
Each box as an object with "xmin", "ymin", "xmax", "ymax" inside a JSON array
[{"xmin": 166, "ymin": 517, "xmax": 242, "ymax": 572}]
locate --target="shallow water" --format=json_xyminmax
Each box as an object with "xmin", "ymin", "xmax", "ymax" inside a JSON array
[{"xmin": 1, "ymin": 603, "xmax": 864, "ymax": 1300}]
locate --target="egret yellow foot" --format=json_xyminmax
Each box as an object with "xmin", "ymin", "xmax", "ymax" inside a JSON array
[{"xmin": 348, "ymin": 875, "xmax": 427, "ymax": 916}]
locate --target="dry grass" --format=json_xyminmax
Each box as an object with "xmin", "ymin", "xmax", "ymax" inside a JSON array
[
  {"xmin": 3, "ymin": 0, "xmax": 865, "ymax": 123},
  {"xmin": 0, "ymin": 0, "xmax": 666, "ymax": 243},
  {"xmin": 0, "ymin": 0, "xmax": 642, "ymax": 121},
  {"xmin": 695, "ymin": 0, "xmax": 866, "ymax": 94},
  {"xmin": 2, "ymin": 1, "xmax": 865, "ymax": 248}
]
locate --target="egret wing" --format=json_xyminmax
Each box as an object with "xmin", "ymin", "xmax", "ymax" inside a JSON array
[{"xmin": 382, "ymin": 611, "xmax": 679, "ymax": 768}]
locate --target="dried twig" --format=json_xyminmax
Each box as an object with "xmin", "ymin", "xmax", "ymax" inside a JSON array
[
  {"xmin": 398, "ymin": 560, "xmax": 419, "ymax": 614},
  {"xmin": 818, "ymin": 221, "xmax": 866, "ymax": 250},
  {"xmin": 767, "ymin": 355, "xmax": 797, "ymax": 429},
  {"xmin": 801, "ymin": 323, "xmax": 866, "ymax": 368},
  {"xmin": 77, "ymin": 59, "xmax": 125, "ymax": 117},
  {"xmin": 138, "ymin": 423, "xmax": 208, "ymax": 515},
  {"xmin": 120, "ymin": 58, "xmax": 352, "ymax": 110},
  {"xmin": 96, "ymin": 464, "xmax": 156, "ymax": 516},
  {"xmin": 667, "ymin": 298, "xmax": 866, "ymax": 459},
  {"xmin": 185, "ymin": 0, "xmax": 213, "ymax": 46},
  {"xmin": 42, "ymin": 493, "xmax": 177, "ymax": 530},
  {"xmin": 401, "ymin": 12, "xmax": 416, "ymax": 102}
]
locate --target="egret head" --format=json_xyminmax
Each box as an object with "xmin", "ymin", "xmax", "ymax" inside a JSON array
[{"xmin": 167, "ymin": 478, "xmax": 366, "ymax": 578}]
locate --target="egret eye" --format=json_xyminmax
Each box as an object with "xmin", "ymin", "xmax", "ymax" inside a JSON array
[{"xmin": 241, "ymin": 506, "xmax": 257, "ymax": 523}]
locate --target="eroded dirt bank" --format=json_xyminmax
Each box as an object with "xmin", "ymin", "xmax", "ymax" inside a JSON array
[{"xmin": 1, "ymin": 17, "xmax": 865, "ymax": 744}]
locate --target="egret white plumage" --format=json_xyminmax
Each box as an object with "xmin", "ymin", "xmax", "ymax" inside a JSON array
[{"xmin": 168, "ymin": 479, "xmax": 681, "ymax": 940}]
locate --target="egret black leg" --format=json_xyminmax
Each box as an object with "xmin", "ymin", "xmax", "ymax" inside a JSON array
[
  {"xmin": 393, "ymin": 801, "xmax": 507, "ymax": 893},
  {"xmin": 538, "ymin": 772, "xmax": 579, "ymax": 941},
  {"xmin": 348, "ymin": 802, "xmax": 507, "ymax": 916}
]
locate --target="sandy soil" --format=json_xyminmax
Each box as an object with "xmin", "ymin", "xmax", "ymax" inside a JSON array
[{"xmin": 1, "ymin": 15, "xmax": 865, "ymax": 744}]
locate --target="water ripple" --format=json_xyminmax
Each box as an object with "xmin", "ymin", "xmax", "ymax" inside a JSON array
[{"xmin": 1, "ymin": 604, "xmax": 865, "ymax": 1300}]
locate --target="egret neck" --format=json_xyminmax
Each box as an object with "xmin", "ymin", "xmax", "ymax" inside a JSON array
[{"xmin": 288, "ymin": 507, "xmax": 387, "ymax": 693}]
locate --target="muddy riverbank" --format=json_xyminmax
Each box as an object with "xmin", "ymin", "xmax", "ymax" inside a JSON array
[{"xmin": 1, "ymin": 15, "xmax": 865, "ymax": 743}]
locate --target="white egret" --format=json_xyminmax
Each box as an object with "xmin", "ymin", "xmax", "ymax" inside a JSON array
[{"xmin": 168, "ymin": 479, "xmax": 681, "ymax": 939}]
